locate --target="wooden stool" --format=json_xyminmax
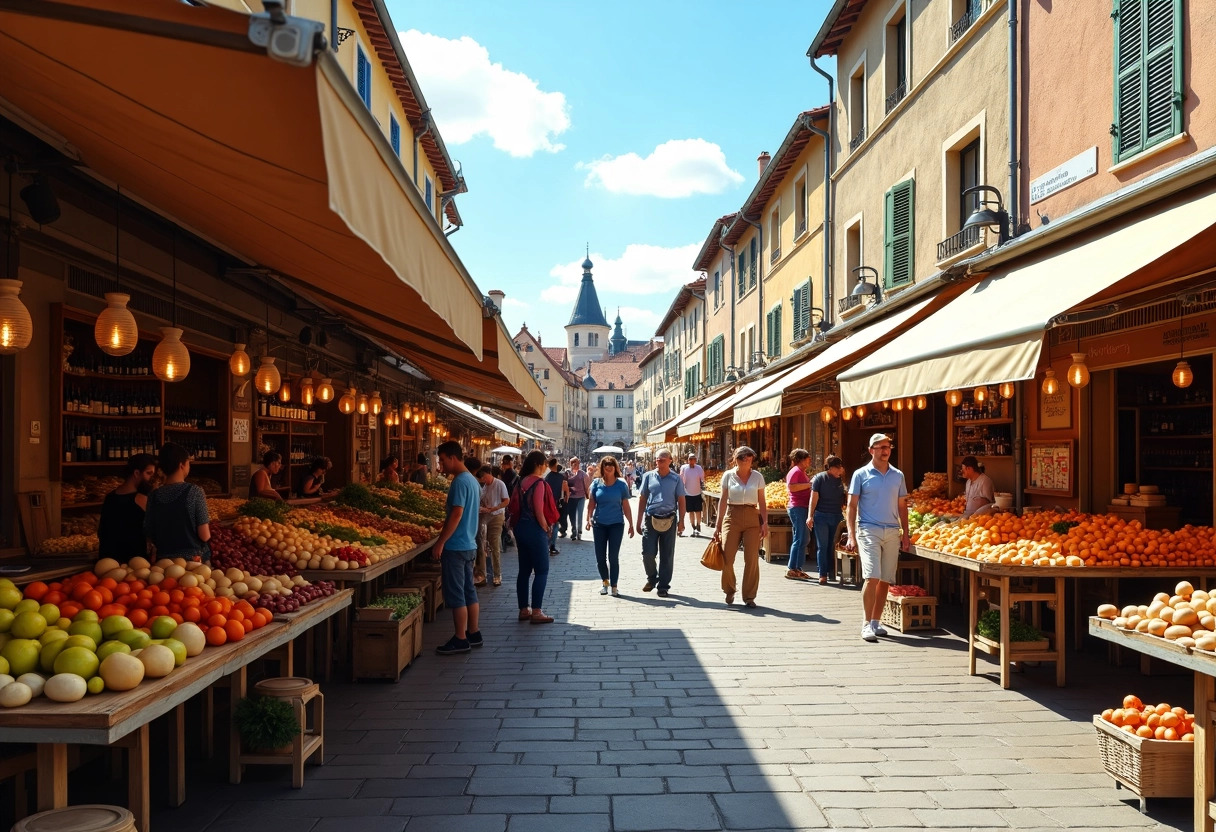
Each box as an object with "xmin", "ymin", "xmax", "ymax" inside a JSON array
[
  {"xmin": 235, "ymin": 677, "xmax": 324, "ymax": 788},
  {"xmin": 12, "ymin": 804, "xmax": 136, "ymax": 832}
]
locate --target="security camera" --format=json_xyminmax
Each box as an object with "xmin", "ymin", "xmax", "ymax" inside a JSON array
[{"xmin": 248, "ymin": 9, "xmax": 325, "ymax": 67}]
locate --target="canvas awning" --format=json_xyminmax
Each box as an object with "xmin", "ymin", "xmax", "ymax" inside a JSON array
[
  {"xmin": 666, "ymin": 387, "xmax": 738, "ymax": 438},
  {"xmin": 680, "ymin": 368, "xmax": 800, "ymax": 435},
  {"xmin": 839, "ymin": 187, "xmax": 1216, "ymax": 406},
  {"xmin": 0, "ymin": 0, "xmax": 542, "ymax": 415},
  {"xmin": 645, "ymin": 415, "xmax": 681, "ymax": 444},
  {"xmin": 438, "ymin": 394, "xmax": 531, "ymax": 443},
  {"xmin": 731, "ymin": 299, "xmax": 934, "ymax": 424}
]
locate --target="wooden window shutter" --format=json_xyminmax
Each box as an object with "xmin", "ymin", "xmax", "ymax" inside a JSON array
[
  {"xmin": 791, "ymin": 285, "xmax": 804, "ymax": 339},
  {"xmin": 884, "ymin": 179, "xmax": 915, "ymax": 288},
  {"xmin": 1114, "ymin": 0, "xmax": 1182, "ymax": 161},
  {"xmin": 771, "ymin": 305, "xmax": 782, "ymax": 357},
  {"xmin": 737, "ymin": 253, "xmax": 746, "ymax": 296},
  {"xmin": 749, "ymin": 238, "xmax": 758, "ymax": 287},
  {"xmin": 800, "ymin": 280, "xmax": 811, "ymax": 336},
  {"xmin": 356, "ymin": 47, "xmax": 371, "ymax": 108}
]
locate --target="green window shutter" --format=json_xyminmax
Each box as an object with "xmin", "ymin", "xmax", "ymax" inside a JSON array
[
  {"xmin": 737, "ymin": 253, "xmax": 746, "ymax": 296},
  {"xmin": 1114, "ymin": 0, "xmax": 1182, "ymax": 162},
  {"xmin": 884, "ymin": 180, "xmax": 915, "ymax": 288},
  {"xmin": 791, "ymin": 286, "xmax": 804, "ymax": 339},
  {"xmin": 749, "ymin": 239, "xmax": 758, "ymax": 287},
  {"xmin": 799, "ymin": 279, "xmax": 811, "ymax": 336},
  {"xmin": 771, "ymin": 305, "xmax": 782, "ymax": 357}
]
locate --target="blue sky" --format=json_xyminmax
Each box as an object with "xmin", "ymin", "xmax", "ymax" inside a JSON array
[{"xmin": 388, "ymin": 0, "xmax": 836, "ymax": 348}]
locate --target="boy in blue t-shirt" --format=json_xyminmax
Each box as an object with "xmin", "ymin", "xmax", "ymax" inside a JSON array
[{"xmin": 433, "ymin": 441, "xmax": 483, "ymax": 655}]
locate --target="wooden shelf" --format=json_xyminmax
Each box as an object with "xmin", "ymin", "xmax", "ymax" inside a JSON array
[
  {"xmin": 62, "ymin": 501, "xmax": 105, "ymax": 510},
  {"xmin": 63, "ymin": 412, "xmax": 161, "ymax": 420},
  {"xmin": 164, "ymin": 426, "xmax": 221, "ymax": 433},
  {"xmin": 1141, "ymin": 434, "xmax": 1213, "ymax": 440},
  {"xmin": 64, "ymin": 370, "xmax": 160, "ymax": 382},
  {"xmin": 1136, "ymin": 401, "xmax": 1213, "ymax": 409},
  {"xmin": 256, "ymin": 416, "xmax": 326, "ymax": 425},
  {"xmin": 950, "ymin": 417, "xmax": 1013, "ymax": 426},
  {"xmin": 62, "ymin": 461, "xmax": 127, "ymax": 467}
]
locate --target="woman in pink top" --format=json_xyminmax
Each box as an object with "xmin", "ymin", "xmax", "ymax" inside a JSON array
[{"xmin": 785, "ymin": 449, "xmax": 813, "ymax": 579}]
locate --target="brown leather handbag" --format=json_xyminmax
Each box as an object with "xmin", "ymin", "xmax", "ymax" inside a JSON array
[{"xmin": 700, "ymin": 536, "xmax": 725, "ymax": 571}]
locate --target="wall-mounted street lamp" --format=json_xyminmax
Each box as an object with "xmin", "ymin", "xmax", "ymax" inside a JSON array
[
  {"xmin": 962, "ymin": 185, "xmax": 1011, "ymax": 245},
  {"xmin": 851, "ymin": 266, "xmax": 883, "ymax": 305}
]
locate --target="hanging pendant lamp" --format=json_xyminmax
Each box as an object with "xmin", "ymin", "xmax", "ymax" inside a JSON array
[
  {"xmin": 0, "ymin": 178, "xmax": 33, "ymax": 355},
  {"xmin": 1067, "ymin": 352, "xmax": 1090, "ymax": 388},
  {"xmin": 95, "ymin": 193, "xmax": 137, "ymax": 356},
  {"xmin": 357, "ymin": 393, "xmax": 369, "ymax": 415},
  {"xmin": 945, "ymin": 389, "xmax": 962, "ymax": 408},
  {"xmin": 317, "ymin": 377, "xmax": 335, "ymax": 402},
  {"xmin": 338, "ymin": 385, "xmax": 356, "ymax": 414},
  {"xmin": 278, "ymin": 354, "xmax": 292, "ymax": 403},
  {"xmin": 998, "ymin": 382, "xmax": 1016, "ymax": 399},
  {"xmin": 915, "ymin": 395, "xmax": 927, "ymax": 410},
  {"xmin": 152, "ymin": 232, "xmax": 190, "ymax": 381},
  {"xmin": 1041, "ymin": 368, "xmax": 1060, "ymax": 396},
  {"xmin": 369, "ymin": 390, "xmax": 383, "ymax": 415},
  {"xmin": 1173, "ymin": 307, "xmax": 1193, "ymax": 388},
  {"xmin": 254, "ymin": 302, "xmax": 280, "ymax": 395},
  {"xmin": 300, "ymin": 377, "xmax": 315, "ymax": 406},
  {"xmin": 229, "ymin": 343, "xmax": 251, "ymax": 377}
]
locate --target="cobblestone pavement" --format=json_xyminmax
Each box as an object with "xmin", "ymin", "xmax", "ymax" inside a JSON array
[{"xmin": 155, "ymin": 531, "xmax": 1192, "ymax": 832}]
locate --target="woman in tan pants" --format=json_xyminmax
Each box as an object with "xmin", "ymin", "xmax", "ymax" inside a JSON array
[{"xmin": 712, "ymin": 446, "xmax": 769, "ymax": 607}]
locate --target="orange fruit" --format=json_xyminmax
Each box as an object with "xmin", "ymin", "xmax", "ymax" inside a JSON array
[
  {"xmin": 224, "ymin": 620, "xmax": 245, "ymax": 642},
  {"xmin": 23, "ymin": 581, "xmax": 48, "ymax": 601},
  {"xmin": 1123, "ymin": 695, "xmax": 1143, "ymax": 710},
  {"xmin": 205, "ymin": 626, "xmax": 227, "ymax": 646}
]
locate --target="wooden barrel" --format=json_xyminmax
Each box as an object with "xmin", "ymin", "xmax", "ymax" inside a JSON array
[
  {"xmin": 254, "ymin": 676, "xmax": 319, "ymax": 701},
  {"xmin": 13, "ymin": 805, "xmax": 136, "ymax": 832}
]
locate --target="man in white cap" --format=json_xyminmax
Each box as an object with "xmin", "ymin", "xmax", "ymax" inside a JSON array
[{"xmin": 844, "ymin": 433, "xmax": 909, "ymax": 642}]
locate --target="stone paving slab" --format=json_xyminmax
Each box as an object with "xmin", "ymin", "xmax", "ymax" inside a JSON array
[{"xmin": 150, "ymin": 531, "xmax": 1192, "ymax": 831}]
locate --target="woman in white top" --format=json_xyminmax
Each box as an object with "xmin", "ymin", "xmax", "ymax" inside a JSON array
[{"xmin": 711, "ymin": 446, "xmax": 769, "ymax": 607}]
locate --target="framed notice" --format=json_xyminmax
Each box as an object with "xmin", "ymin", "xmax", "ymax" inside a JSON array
[
  {"xmin": 1026, "ymin": 440, "xmax": 1074, "ymax": 496},
  {"xmin": 1039, "ymin": 384, "xmax": 1071, "ymax": 430},
  {"xmin": 231, "ymin": 417, "xmax": 249, "ymax": 444}
]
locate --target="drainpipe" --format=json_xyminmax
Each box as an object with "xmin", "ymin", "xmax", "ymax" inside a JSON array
[
  {"xmin": 720, "ymin": 227, "xmax": 737, "ymax": 373},
  {"xmin": 809, "ymin": 54, "xmax": 836, "ymax": 323},
  {"xmin": 742, "ymin": 215, "xmax": 764, "ymax": 371},
  {"xmin": 1007, "ymin": 0, "xmax": 1019, "ymax": 237},
  {"xmin": 330, "ymin": 0, "xmax": 338, "ymax": 52},
  {"xmin": 412, "ymin": 109, "xmax": 432, "ymax": 187}
]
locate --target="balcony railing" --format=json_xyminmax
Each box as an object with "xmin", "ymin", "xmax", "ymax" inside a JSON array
[
  {"xmin": 838, "ymin": 293, "xmax": 863, "ymax": 315},
  {"xmin": 849, "ymin": 127, "xmax": 867, "ymax": 152},
  {"xmin": 770, "ymin": 247, "xmax": 781, "ymax": 264},
  {"xmin": 885, "ymin": 81, "xmax": 906, "ymax": 114},
  {"xmin": 949, "ymin": 0, "xmax": 987, "ymax": 44},
  {"xmin": 937, "ymin": 225, "xmax": 982, "ymax": 262}
]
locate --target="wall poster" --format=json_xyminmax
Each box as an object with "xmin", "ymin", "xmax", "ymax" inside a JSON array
[
  {"xmin": 1039, "ymin": 385, "xmax": 1071, "ymax": 430},
  {"xmin": 1027, "ymin": 440, "xmax": 1074, "ymax": 496}
]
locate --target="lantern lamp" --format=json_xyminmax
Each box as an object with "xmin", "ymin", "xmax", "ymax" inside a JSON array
[
  {"xmin": 881, "ymin": 400, "xmax": 890, "ymax": 409},
  {"xmin": 317, "ymin": 378, "xmax": 335, "ymax": 402},
  {"xmin": 94, "ymin": 293, "xmax": 139, "ymax": 356},
  {"xmin": 369, "ymin": 390, "xmax": 383, "ymax": 415},
  {"xmin": 999, "ymin": 382, "xmax": 1015, "ymax": 399},
  {"xmin": 945, "ymin": 389, "xmax": 963, "ymax": 408},
  {"xmin": 820, "ymin": 405, "xmax": 836, "ymax": 423},
  {"xmin": 357, "ymin": 394, "xmax": 369, "ymax": 415},
  {"xmin": 229, "ymin": 343, "xmax": 251, "ymax": 377},
  {"xmin": 892, "ymin": 398, "xmax": 904, "ymax": 412},
  {"xmin": 973, "ymin": 385, "xmax": 989, "ymax": 404},
  {"xmin": 0, "ymin": 279, "xmax": 33, "ymax": 355},
  {"xmin": 915, "ymin": 395, "xmax": 927, "ymax": 410},
  {"xmin": 278, "ymin": 377, "xmax": 292, "ymax": 403},
  {"xmin": 1173, "ymin": 360, "xmax": 1194, "ymax": 389},
  {"xmin": 254, "ymin": 356, "xmax": 281, "ymax": 395},
  {"xmin": 1067, "ymin": 352, "xmax": 1090, "ymax": 388},
  {"xmin": 841, "ymin": 406, "xmax": 854, "ymax": 421},
  {"xmin": 855, "ymin": 404, "xmax": 867, "ymax": 418},
  {"xmin": 1041, "ymin": 368, "xmax": 1060, "ymax": 396},
  {"xmin": 152, "ymin": 327, "xmax": 191, "ymax": 382},
  {"xmin": 338, "ymin": 387, "xmax": 356, "ymax": 414},
  {"xmin": 300, "ymin": 377, "xmax": 315, "ymax": 406}
]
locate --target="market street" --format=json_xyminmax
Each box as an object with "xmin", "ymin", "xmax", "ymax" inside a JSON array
[{"xmin": 154, "ymin": 533, "xmax": 1188, "ymax": 832}]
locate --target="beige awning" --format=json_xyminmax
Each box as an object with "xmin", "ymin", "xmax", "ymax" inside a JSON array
[
  {"xmin": 645, "ymin": 415, "xmax": 681, "ymax": 444},
  {"xmin": 0, "ymin": 0, "xmax": 542, "ymax": 415},
  {"xmin": 839, "ymin": 187, "xmax": 1216, "ymax": 407},
  {"xmin": 680, "ymin": 368, "xmax": 800, "ymax": 435},
  {"xmin": 732, "ymin": 299, "xmax": 933, "ymax": 424}
]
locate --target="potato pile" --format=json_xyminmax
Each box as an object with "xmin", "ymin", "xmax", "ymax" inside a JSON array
[{"xmin": 1096, "ymin": 580, "xmax": 1216, "ymax": 651}]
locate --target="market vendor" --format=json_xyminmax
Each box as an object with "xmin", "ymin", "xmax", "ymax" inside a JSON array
[
  {"xmin": 97, "ymin": 453, "xmax": 157, "ymax": 558},
  {"xmin": 410, "ymin": 453, "xmax": 430, "ymax": 485},
  {"xmin": 379, "ymin": 454, "xmax": 402, "ymax": 484},
  {"xmin": 960, "ymin": 455, "xmax": 995, "ymax": 518},
  {"xmin": 299, "ymin": 456, "xmax": 331, "ymax": 497},
  {"xmin": 250, "ymin": 451, "xmax": 284, "ymax": 501},
  {"xmin": 144, "ymin": 442, "xmax": 211, "ymax": 562}
]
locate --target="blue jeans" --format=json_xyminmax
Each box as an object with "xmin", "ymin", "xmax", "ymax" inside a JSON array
[
  {"xmin": 564, "ymin": 497, "xmax": 586, "ymax": 537},
  {"xmin": 549, "ymin": 513, "xmax": 561, "ymax": 550},
  {"xmin": 592, "ymin": 522, "xmax": 625, "ymax": 585},
  {"xmin": 515, "ymin": 512, "xmax": 549, "ymax": 610},
  {"xmin": 641, "ymin": 516, "xmax": 677, "ymax": 591},
  {"xmin": 813, "ymin": 510, "xmax": 843, "ymax": 579},
  {"xmin": 787, "ymin": 506, "xmax": 809, "ymax": 570}
]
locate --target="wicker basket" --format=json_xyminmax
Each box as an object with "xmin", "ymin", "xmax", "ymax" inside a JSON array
[
  {"xmin": 881, "ymin": 596, "xmax": 938, "ymax": 632},
  {"xmin": 1093, "ymin": 716, "xmax": 1192, "ymax": 802}
]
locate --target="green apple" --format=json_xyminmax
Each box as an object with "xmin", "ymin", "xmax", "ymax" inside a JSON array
[
  {"xmin": 0, "ymin": 586, "xmax": 22, "ymax": 611},
  {"xmin": 39, "ymin": 639, "xmax": 69, "ymax": 674},
  {"xmin": 1, "ymin": 638, "xmax": 41, "ymax": 676},
  {"xmin": 38, "ymin": 604, "xmax": 60, "ymax": 623},
  {"xmin": 13, "ymin": 599, "xmax": 40, "ymax": 616},
  {"xmin": 39, "ymin": 628, "xmax": 69, "ymax": 646},
  {"xmin": 62, "ymin": 634, "xmax": 97, "ymax": 652},
  {"xmin": 53, "ymin": 646, "xmax": 99, "ymax": 679},
  {"xmin": 68, "ymin": 620, "xmax": 103, "ymax": 646},
  {"xmin": 96, "ymin": 641, "xmax": 132, "ymax": 661},
  {"xmin": 116, "ymin": 629, "xmax": 150, "ymax": 650},
  {"xmin": 87, "ymin": 676, "xmax": 105, "ymax": 694},
  {"xmin": 73, "ymin": 610, "xmax": 99, "ymax": 623},
  {"xmin": 100, "ymin": 615, "xmax": 134, "ymax": 640},
  {"xmin": 149, "ymin": 616, "xmax": 178, "ymax": 640},
  {"xmin": 10, "ymin": 611, "xmax": 47, "ymax": 639},
  {"xmin": 155, "ymin": 638, "xmax": 187, "ymax": 667},
  {"xmin": 0, "ymin": 609, "xmax": 14, "ymax": 633},
  {"xmin": 0, "ymin": 656, "xmax": 8, "ymax": 675}
]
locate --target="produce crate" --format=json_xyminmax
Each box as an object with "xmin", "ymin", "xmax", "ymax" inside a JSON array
[
  {"xmin": 881, "ymin": 595, "xmax": 938, "ymax": 632},
  {"xmin": 1093, "ymin": 716, "xmax": 1193, "ymax": 811},
  {"xmin": 352, "ymin": 605, "xmax": 425, "ymax": 681},
  {"xmin": 765, "ymin": 524, "xmax": 792, "ymax": 563},
  {"xmin": 395, "ymin": 576, "xmax": 441, "ymax": 621}
]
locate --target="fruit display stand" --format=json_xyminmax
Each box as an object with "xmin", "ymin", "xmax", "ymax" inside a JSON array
[
  {"xmin": 915, "ymin": 546, "xmax": 1216, "ymax": 689},
  {"xmin": 0, "ymin": 589, "xmax": 351, "ymax": 832},
  {"xmin": 701, "ymin": 491, "xmax": 784, "ymax": 560},
  {"xmin": 1088, "ymin": 618, "xmax": 1216, "ymax": 831}
]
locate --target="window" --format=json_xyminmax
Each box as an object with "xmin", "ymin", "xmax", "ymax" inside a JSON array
[
  {"xmin": 766, "ymin": 304, "xmax": 783, "ymax": 358},
  {"xmin": 769, "ymin": 206, "xmax": 781, "ymax": 263},
  {"xmin": 615, "ymin": 394, "xmax": 625, "ymax": 409},
  {"xmin": 792, "ymin": 281, "xmax": 812, "ymax": 340},
  {"xmin": 1114, "ymin": 0, "xmax": 1183, "ymax": 162},
  {"xmin": 713, "ymin": 270, "xmax": 722, "ymax": 307},
  {"xmin": 528, "ymin": 363, "xmax": 534, "ymax": 372},
  {"xmin": 597, "ymin": 395, "xmax": 605, "ymax": 408},
  {"xmin": 525, "ymin": 344, "xmax": 533, "ymax": 352},
  {"xmin": 958, "ymin": 139, "xmax": 981, "ymax": 227},
  {"xmin": 884, "ymin": 179, "xmax": 915, "ymax": 288},
  {"xmin": 616, "ymin": 418, "xmax": 623, "ymax": 430},
  {"xmin": 885, "ymin": 8, "xmax": 908, "ymax": 114},
  {"xmin": 848, "ymin": 60, "xmax": 866, "ymax": 151},
  {"xmin": 794, "ymin": 175, "xmax": 808, "ymax": 238},
  {"xmin": 543, "ymin": 369, "xmax": 549, "ymax": 379},
  {"xmin": 424, "ymin": 176, "xmax": 433, "ymax": 211},
  {"xmin": 389, "ymin": 115, "xmax": 401, "ymax": 156},
  {"xmin": 708, "ymin": 336, "xmax": 724, "ymax": 386},
  {"xmin": 843, "ymin": 219, "xmax": 863, "ymax": 307},
  {"xmin": 749, "ymin": 238, "xmax": 758, "ymax": 287},
  {"xmin": 548, "ymin": 406, "xmax": 557, "ymax": 422},
  {"xmin": 737, "ymin": 251, "xmax": 747, "ymax": 296},
  {"xmin": 950, "ymin": 0, "xmax": 986, "ymax": 45},
  {"xmin": 574, "ymin": 334, "xmax": 580, "ymax": 347},
  {"xmin": 356, "ymin": 45, "xmax": 372, "ymax": 109},
  {"xmin": 589, "ymin": 333, "xmax": 599, "ymax": 347}
]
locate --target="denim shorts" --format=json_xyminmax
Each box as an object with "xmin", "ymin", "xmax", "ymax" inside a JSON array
[{"xmin": 441, "ymin": 548, "xmax": 478, "ymax": 608}]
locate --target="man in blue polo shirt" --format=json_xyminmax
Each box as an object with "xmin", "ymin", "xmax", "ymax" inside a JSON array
[
  {"xmin": 636, "ymin": 449, "xmax": 687, "ymax": 597},
  {"xmin": 433, "ymin": 441, "xmax": 483, "ymax": 655},
  {"xmin": 845, "ymin": 433, "xmax": 910, "ymax": 642}
]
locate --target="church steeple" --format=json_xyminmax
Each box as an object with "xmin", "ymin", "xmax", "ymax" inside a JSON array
[
  {"xmin": 609, "ymin": 309, "xmax": 627, "ymax": 355},
  {"xmin": 567, "ymin": 251, "xmax": 610, "ymax": 328}
]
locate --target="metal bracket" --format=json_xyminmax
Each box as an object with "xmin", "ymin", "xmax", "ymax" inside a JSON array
[{"xmin": 335, "ymin": 27, "xmax": 355, "ymax": 46}]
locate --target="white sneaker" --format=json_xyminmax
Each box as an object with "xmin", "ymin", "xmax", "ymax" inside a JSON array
[
  {"xmin": 861, "ymin": 622, "xmax": 878, "ymax": 642},
  {"xmin": 872, "ymin": 620, "xmax": 888, "ymax": 637}
]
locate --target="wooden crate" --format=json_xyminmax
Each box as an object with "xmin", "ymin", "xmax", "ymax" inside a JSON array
[
  {"xmin": 1093, "ymin": 716, "xmax": 1193, "ymax": 810},
  {"xmin": 765, "ymin": 524, "xmax": 792, "ymax": 563},
  {"xmin": 352, "ymin": 605, "xmax": 425, "ymax": 681},
  {"xmin": 881, "ymin": 596, "xmax": 938, "ymax": 632},
  {"xmin": 395, "ymin": 576, "xmax": 441, "ymax": 622}
]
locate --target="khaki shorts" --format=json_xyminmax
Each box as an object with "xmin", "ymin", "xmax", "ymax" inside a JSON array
[{"xmin": 857, "ymin": 525, "xmax": 901, "ymax": 583}]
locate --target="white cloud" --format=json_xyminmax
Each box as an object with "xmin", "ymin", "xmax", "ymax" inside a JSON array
[
  {"xmin": 615, "ymin": 306, "xmax": 662, "ymax": 338},
  {"xmin": 580, "ymin": 139, "xmax": 745, "ymax": 198},
  {"xmin": 501, "ymin": 297, "xmax": 529, "ymax": 312},
  {"xmin": 539, "ymin": 284, "xmax": 579, "ymax": 305},
  {"xmin": 400, "ymin": 30, "xmax": 571, "ymax": 157}
]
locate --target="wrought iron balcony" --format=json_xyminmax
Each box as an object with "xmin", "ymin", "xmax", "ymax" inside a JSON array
[
  {"xmin": 770, "ymin": 247, "xmax": 781, "ymax": 264},
  {"xmin": 885, "ymin": 82, "xmax": 907, "ymax": 114},
  {"xmin": 838, "ymin": 293, "xmax": 863, "ymax": 315},
  {"xmin": 937, "ymin": 225, "xmax": 982, "ymax": 262},
  {"xmin": 949, "ymin": 0, "xmax": 987, "ymax": 44},
  {"xmin": 849, "ymin": 127, "xmax": 866, "ymax": 153}
]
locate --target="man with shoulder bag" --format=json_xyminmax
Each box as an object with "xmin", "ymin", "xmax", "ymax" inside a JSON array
[{"xmin": 636, "ymin": 449, "xmax": 686, "ymax": 597}]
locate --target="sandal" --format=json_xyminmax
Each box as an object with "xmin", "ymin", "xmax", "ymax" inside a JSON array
[
  {"xmin": 530, "ymin": 611, "xmax": 555, "ymax": 624},
  {"xmin": 785, "ymin": 570, "xmax": 801, "ymax": 580},
  {"xmin": 519, "ymin": 608, "xmax": 532, "ymax": 621}
]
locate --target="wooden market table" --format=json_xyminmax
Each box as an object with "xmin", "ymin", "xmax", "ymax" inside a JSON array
[
  {"xmin": 701, "ymin": 491, "xmax": 789, "ymax": 560},
  {"xmin": 1089, "ymin": 618, "xmax": 1216, "ymax": 832},
  {"xmin": 914, "ymin": 546, "xmax": 1216, "ymax": 689},
  {"xmin": 0, "ymin": 557, "xmax": 95, "ymax": 586},
  {"xmin": 0, "ymin": 589, "xmax": 351, "ymax": 832}
]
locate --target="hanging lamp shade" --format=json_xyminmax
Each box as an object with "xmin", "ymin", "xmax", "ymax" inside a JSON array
[
  {"xmin": 1041, "ymin": 368, "xmax": 1060, "ymax": 396},
  {"xmin": 840, "ymin": 406, "xmax": 853, "ymax": 421},
  {"xmin": 403, "ymin": 402, "xmax": 412, "ymax": 421},
  {"xmin": 254, "ymin": 356, "xmax": 281, "ymax": 395},
  {"xmin": 999, "ymin": 382, "xmax": 1016, "ymax": 399},
  {"xmin": 973, "ymin": 385, "xmax": 989, "ymax": 404},
  {"xmin": 152, "ymin": 327, "xmax": 190, "ymax": 382},
  {"xmin": 880, "ymin": 400, "xmax": 890, "ymax": 409},
  {"xmin": 229, "ymin": 343, "xmax": 251, "ymax": 377},
  {"xmin": 1173, "ymin": 360, "xmax": 1194, "ymax": 389},
  {"xmin": 915, "ymin": 395, "xmax": 927, "ymax": 410},
  {"xmin": 94, "ymin": 292, "xmax": 139, "ymax": 356},
  {"xmin": 278, "ymin": 376, "xmax": 292, "ymax": 403},
  {"xmin": 357, "ymin": 394, "xmax": 369, "ymax": 415},
  {"xmin": 892, "ymin": 398, "xmax": 904, "ymax": 412},
  {"xmin": 426, "ymin": 408, "xmax": 435, "ymax": 425},
  {"xmin": 338, "ymin": 387, "xmax": 356, "ymax": 414},
  {"xmin": 300, "ymin": 377, "xmax": 315, "ymax": 406},
  {"xmin": 854, "ymin": 404, "xmax": 867, "ymax": 418},
  {"xmin": 369, "ymin": 390, "xmax": 383, "ymax": 415},
  {"xmin": 1067, "ymin": 352, "xmax": 1090, "ymax": 388},
  {"xmin": 819, "ymin": 405, "xmax": 836, "ymax": 423},
  {"xmin": 945, "ymin": 389, "xmax": 963, "ymax": 408},
  {"xmin": 316, "ymin": 378, "xmax": 335, "ymax": 402},
  {"xmin": 0, "ymin": 279, "xmax": 33, "ymax": 355}
]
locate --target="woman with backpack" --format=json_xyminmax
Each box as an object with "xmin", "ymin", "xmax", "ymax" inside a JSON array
[
  {"xmin": 511, "ymin": 450, "xmax": 556, "ymax": 623},
  {"xmin": 585, "ymin": 456, "xmax": 634, "ymax": 597}
]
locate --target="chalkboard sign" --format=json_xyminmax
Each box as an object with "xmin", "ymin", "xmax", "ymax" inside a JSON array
[
  {"xmin": 1039, "ymin": 384, "xmax": 1071, "ymax": 430},
  {"xmin": 1026, "ymin": 440, "xmax": 1074, "ymax": 496}
]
